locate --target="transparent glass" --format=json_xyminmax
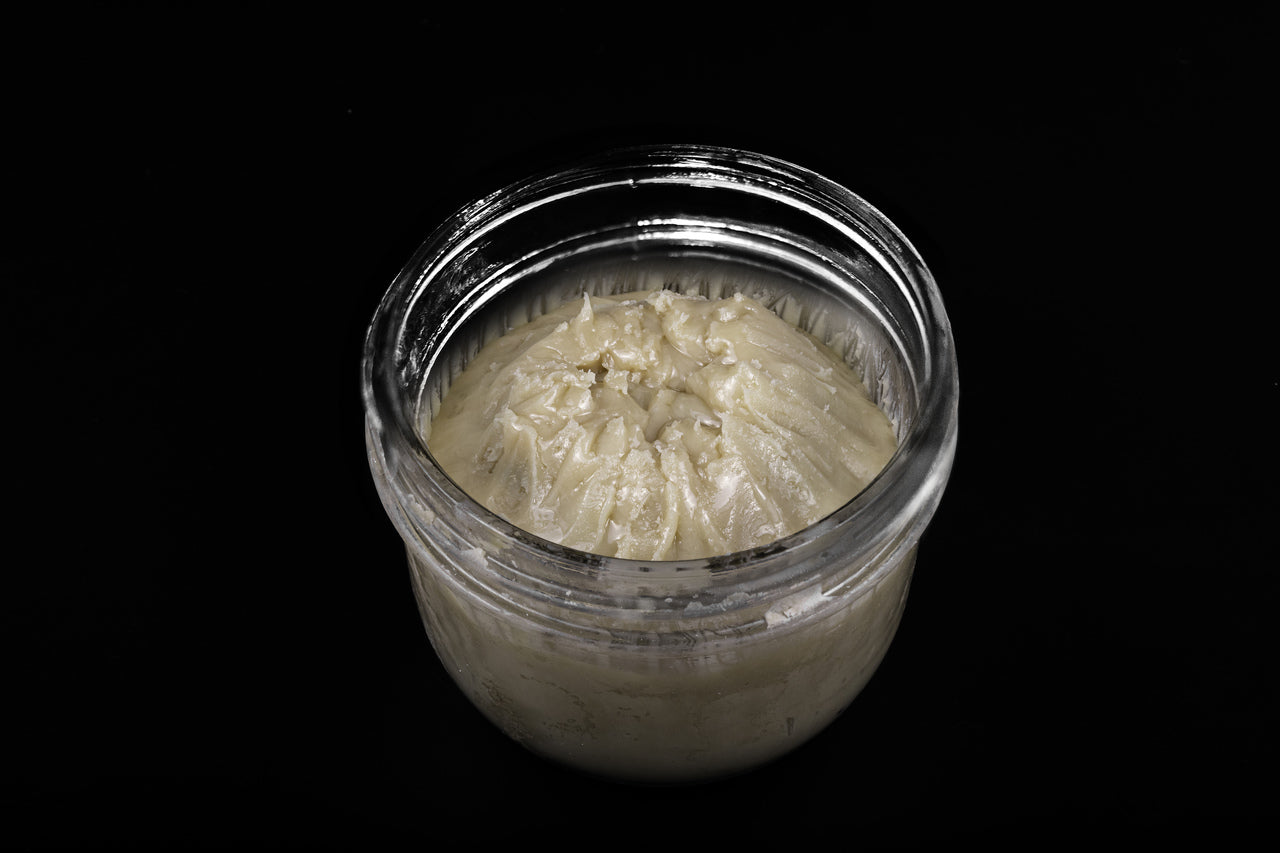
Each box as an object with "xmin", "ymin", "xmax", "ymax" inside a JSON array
[{"xmin": 361, "ymin": 144, "xmax": 959, "ymax": 783}]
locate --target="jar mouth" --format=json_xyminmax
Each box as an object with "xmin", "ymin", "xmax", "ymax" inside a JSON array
[{"xmin": 362, "ymin": 144, "xmax": 958, "ymax": 612}]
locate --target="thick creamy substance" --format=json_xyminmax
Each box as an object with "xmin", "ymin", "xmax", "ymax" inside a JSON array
[
  {"xmin": 406, "ymin": 543, "xmax": 916, "ymax": 782},
  {"xmin": 429, "ymin": 289, "xmax": 897, "ymax": 560}
]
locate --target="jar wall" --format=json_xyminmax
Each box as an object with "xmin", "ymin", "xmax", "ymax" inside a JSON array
[
  {"xmin": 403, "ymin": 533, "xmax": 917, "ymax": 783},
  {"xmin": 362, "ymin": 144, "xmax": 958, "ymax": 783}
]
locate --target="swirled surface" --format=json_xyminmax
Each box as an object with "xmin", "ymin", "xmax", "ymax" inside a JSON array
[{"xmin": 429, "ymin": 290, "xmax": 897, "ymax": 560}]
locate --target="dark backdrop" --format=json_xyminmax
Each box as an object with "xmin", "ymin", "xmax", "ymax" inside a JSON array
[{"xmin": 7, "ymin": 7, "xmax": 1273, "ymax": 849}]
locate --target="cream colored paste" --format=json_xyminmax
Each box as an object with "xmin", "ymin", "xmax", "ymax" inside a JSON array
[{"xmin": 428, "ymin": 289, "xmax": 897, "ymax": 560}]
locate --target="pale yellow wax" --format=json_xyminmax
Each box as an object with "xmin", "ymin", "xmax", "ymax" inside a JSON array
[{"xmin": 428, "ymin": 289, "xmax": 897, "ymax": 560}]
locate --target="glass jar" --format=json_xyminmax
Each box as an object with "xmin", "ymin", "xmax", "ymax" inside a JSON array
[{"xmin": 361, "ymin": 144, "xmax": 959, "ymax": 783}]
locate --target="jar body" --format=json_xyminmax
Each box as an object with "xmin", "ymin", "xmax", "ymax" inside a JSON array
[
  {"xmin": 399, "ymin": 513, "xmax": 915, "ymax": 782},
  {"xmin": 362, "ymin": 145, "xmax": 958, "ymax": 783}
]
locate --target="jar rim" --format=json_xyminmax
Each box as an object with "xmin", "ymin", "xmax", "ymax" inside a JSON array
[{"xmin": 362, "ymin": 143, "xmax": 959, "ymax": 613}]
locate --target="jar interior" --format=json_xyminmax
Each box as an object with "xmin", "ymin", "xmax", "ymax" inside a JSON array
[{"xmin": 411, "ymin": 222, "xmax": 922, "ymax": 456}]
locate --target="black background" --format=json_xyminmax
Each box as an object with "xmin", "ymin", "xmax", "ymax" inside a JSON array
[{"xmin": 7, "ymin": 7, "xmax": 1275, "ymax": 849}]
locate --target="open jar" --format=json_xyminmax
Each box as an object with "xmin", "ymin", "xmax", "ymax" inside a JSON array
[{"xmin": 361, "ymin": 144, "xmax": 959, "ymax": 783}]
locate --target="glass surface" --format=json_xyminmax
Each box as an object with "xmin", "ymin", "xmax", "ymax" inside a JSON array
[{"xmin": 362, "ymin": 144, "xmax": 959, "ymax": 782}]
